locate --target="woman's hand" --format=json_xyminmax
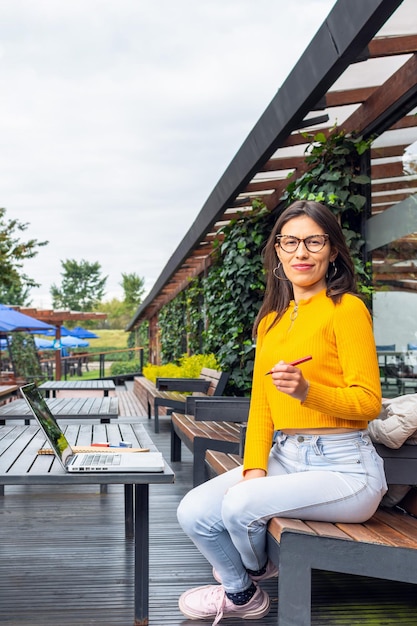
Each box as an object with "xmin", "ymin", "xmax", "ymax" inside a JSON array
[
  {"xmin": 270, "ymin": 360, "xmax": 309, "ymax": 402},
  {"xmin": 242, "ymin": 468, "xmax": 266, "ymax": 481},
  {"xmin": 226, "ymin": 468, "xmax": 265, "ymax": 491}
]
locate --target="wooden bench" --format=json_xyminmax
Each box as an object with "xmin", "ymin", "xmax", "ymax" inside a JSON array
[
  {"xmin": 133, "ymin": 376, "xmax": 156, "ymax": 419},
  {"xmin": 171, "ymin": 396, "xmax": 249, "ymax": 486},
  {"xmin": 205, "ymin": 445, "xmax": 417, "ymax": 626},
  {"xmin": 134, "ymin": 368, "xmax": 229, "ymax": 433}
]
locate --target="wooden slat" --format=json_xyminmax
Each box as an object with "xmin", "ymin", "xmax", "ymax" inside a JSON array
[
  {"xmin": 368, "ymin": 34, "xmax": 417, "ymax": 58},
  {"xmin": 268, "ymin": 516, "xmax": 317, "ymax": 540},
  {"xmin": 303, "ymin": 520, "xmax": 353, "ymax": 540},
  {"xmin": 116, "ymin": 387, "xmax": 147, "ymax": 417},
  {"xmin": 205, "ymin": 450, "xmax": 242, "ymax": 474},
  {"xmin": 342, "ymin": 53, "xmax": 417, "ymax": 135},
  {"xmin": 373, "ymin": 508, "xmax": 417, "ymax": 543},
  {"xmin": 171, "ymin": 413, "xmax": 240, "ymax": 444}
]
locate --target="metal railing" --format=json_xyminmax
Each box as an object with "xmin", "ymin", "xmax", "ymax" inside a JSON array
[{"xmin": 39, "ymin": 347, "xmax": 144, "ymax": 381}]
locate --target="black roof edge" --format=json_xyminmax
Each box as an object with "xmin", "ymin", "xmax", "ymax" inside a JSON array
[{"xmin": 126, "ymin": 0, "xmax": 403, "ymax": 331}]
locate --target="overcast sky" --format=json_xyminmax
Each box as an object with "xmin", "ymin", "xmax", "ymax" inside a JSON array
[{"xmin": 0, "ymin": 0, "xmax": 336, "ymax": 309}]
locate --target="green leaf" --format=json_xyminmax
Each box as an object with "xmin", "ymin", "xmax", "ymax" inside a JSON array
[
  {"xmin": 351, "ymin": 175, "xmax": 371, "ymax": 185},
  {"xmin": 320, "ymin": 171, "xmax": 342, "ymax": 181},
  {"xmin": 348, "ymin": 194, "xmax": 366, "ymax": 210},
  {"xmin": 314, "ymin": 132, "xmax": 327, "ymax": 143}
]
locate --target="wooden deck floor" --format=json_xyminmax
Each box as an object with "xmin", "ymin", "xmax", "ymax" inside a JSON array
[{"xmin": 0, "ymin": 384, "xmax": 417, "ymax": 625}]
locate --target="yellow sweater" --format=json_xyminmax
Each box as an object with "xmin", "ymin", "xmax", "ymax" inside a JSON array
[{"xmin": 243, "ymin": 289, "xmax": 382, "ymax": 472}]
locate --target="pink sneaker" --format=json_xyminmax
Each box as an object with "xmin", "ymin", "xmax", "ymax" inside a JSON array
[
  {"xmin": 212, "ymin": 559, "xmax": 278, "ymax": 584},
  {"xmin": 179, "ymin": 584, "xmax": 270, "ymax": 625}
]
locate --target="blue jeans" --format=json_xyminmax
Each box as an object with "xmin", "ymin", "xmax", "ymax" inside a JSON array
[{"xmin": 177, "ymin": 430, "xmax": 387, "ymax": 594}]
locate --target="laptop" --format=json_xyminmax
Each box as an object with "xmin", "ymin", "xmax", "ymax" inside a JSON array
[{"xmin": 20, "ymin": 383, "xmax": 165, "ymax": 473}]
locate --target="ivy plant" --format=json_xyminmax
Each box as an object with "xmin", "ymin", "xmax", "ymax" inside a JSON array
[
  {"xmin": 202, "ymin": 201, "xmax": 276, "ymax": 394},
  {"xmin": 184, "ymin": 277, "xmax": 205, "ymax": 356},
  {"xmin": 158, "ymin": 278, "xmax": 204, "ymax": 363},
  {"xmin": 154, "ymin": 129, "xmax": 374, "ymax": 394},
  {"xmin": 285, "ymin": 128, "xmax": 373, "ymax": 295},
  {"xmin": 158, "ymin": 291, "xmax": 188, "ymax": 362}
]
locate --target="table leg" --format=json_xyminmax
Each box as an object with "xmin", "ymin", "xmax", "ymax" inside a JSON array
[
  {"xmin": 125, "ymin": 484, "xmax": 134, "ymax": 539},
  {"xmin": 134, "ymin": 483, "xmax": 149, "ymax": 626}
]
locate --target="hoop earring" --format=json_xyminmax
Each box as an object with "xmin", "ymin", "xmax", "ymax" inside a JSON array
[
  {"xmin": 327, "ymin": 261, "xmax": 337, "ymax": 279},
  {"xmin": 273, "ymin": 262, "xmax": 289, "ymax": 281}
]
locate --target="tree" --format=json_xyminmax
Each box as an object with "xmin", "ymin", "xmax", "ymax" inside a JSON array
[
  {"xmin": 95, "ymin": 273, "xmax": 146, "ymax": 330},
  {"xmin": 95, "ymin": 298, "xmax": 128, "ymax": 329},
  {"xmin": 0, "ymin": 207, "xmax": 48, "ymax": 305},
  {"xmin": 121, "ymin": 272, "xmax": 146, "ymax": 354},
  {"xmin": 50, "ymin": 259, "xmax": 107, "ymax": 311},
  {"xmin": 121, "ymin": 272, "xmax": 145, "ymax": 313}
]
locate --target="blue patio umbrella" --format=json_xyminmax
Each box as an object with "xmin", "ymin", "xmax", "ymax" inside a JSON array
[
  {"xmin": 1, "ymin": 336, "xmax": 53, "ymax": 350},
  {"xmin": 40, "ymin": 325, "xmax": 73, "ymax": 337},
  {"xmin": 34, "ymin": 337, "xmax": 54, "ymax": 350},
  {"xmin": 60, "ymin": 335, "xmax": 89, "ymax": 349},
  {"xmin": 0, "ymin": 304, "xmax": 55, "ymax": 333},
  {"xmin": 70, "ymin": 326, "xmax": 99, "ymax": 339}
]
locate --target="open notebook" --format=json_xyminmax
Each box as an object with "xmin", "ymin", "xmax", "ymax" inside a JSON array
[{"xmin": 20, "ymin": 383, "xmax": 165, "ymax": 473}]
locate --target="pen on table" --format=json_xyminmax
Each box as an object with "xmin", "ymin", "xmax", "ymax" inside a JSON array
[{"xmin": 265, "ymin": 355, "xmax": 312, "ymax": 376}]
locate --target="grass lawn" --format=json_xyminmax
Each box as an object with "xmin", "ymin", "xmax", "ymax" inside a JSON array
[
  {"xmin": 69, "ymin": 329, "xmax": 140, "ymax": 380},
  {"xmin": 87, "ymin": 329, "xmax": 129, "ymax": 350},
  {"xmin": 40, "ymin": 329, "xmax": 138, "ymax": 381}
]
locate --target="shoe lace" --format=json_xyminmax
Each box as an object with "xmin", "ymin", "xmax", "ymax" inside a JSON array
[{"xmin": 210, "ymin": 586, "xmax": 227, "ymax": 626}]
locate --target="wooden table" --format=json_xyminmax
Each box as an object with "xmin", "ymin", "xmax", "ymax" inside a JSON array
[
  {"xmin": 39, "ymin": 380, "xmax": 116, "ymax": 397},
  {"xmin": 0, "ymin": 384, "xmax": 18, "ymax": 402},
  {"xmin": 0, "ymin": 422, "xmax": 174, "ymax": 625},
  {"xmin": 0, "ymin": 396, "xmax": 119, "ymax": 424}
]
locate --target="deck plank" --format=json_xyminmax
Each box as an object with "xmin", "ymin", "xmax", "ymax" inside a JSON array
[{"xmin": 0, "ymin": 383, "xmax": 417, "ymax": 624}]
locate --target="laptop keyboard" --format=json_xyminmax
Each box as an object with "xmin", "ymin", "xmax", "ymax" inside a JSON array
[{"xmin": 82, "ymin": 454, "xmax": 122, "ymax": 466}]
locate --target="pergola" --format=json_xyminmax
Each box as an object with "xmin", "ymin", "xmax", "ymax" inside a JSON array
[
  {"xmin": 127, "ymin": 0, "xmax": 417, "ymax": 360},
  {"xmin": 13, "ymin": 307, "xmax": 106, "ymax": 380}
]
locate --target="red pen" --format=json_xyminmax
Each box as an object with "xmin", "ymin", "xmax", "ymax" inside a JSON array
[{"xmin": 265, "ymin": 355, "xmax": 312, "ymax": 375}]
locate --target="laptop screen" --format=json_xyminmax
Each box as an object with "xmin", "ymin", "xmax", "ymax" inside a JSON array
[{"xmin": 20, "ymin": 383, "xmax": 73, "ymax": 467}]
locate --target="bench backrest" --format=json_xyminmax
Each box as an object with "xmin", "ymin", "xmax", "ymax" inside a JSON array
[
  {"xmin": 374, "ymin": 442, "xmax": 417, "ymax": 484},
  {"xmin": 187, "ymin": 396, "xmax": 249, "ymax": 421},
  {"xmin": 193, "ymin": 368, "xmax": 229, "ymax": 398}
]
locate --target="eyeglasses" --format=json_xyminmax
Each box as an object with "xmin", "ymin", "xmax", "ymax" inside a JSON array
[{"xmin": 275, "ymin": 234, "xmax": 329, "ymax": 253}]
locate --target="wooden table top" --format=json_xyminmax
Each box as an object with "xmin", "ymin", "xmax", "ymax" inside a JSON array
[
  {"xmin": 39, "ymin": 380, "xmax": 116, "ymax": 391},
  {"xmin": 0, "ymin": 422, "xmax": 174, "ymax": 485},
  {"xmin": 0, "ymin": 396, "xmax": 119, "ymax": 423},
  {"xmin": 0, "ymin": 384, "xmax": 18, "ymax": 398}
]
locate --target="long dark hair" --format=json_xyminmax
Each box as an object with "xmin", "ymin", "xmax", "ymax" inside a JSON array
[{"xmin": 253, "ymin": 200, "xmax": 357, "ymax": 336}]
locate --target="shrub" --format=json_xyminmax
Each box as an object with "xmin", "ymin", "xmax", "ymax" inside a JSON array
[
  {"xmin": 142, "ymin": 353, "xmax": 220, "ymax": 384},
  {"xmin": 110, "ymin": 360, "xmax": 141, "ymax": 376}
]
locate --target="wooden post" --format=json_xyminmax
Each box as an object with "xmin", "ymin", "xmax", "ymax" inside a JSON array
[{"xmin": 55, "ymin": 326, "xmax": 62, "ymax": 381}]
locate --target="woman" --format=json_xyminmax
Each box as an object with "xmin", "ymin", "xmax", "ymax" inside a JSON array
[{"xmin": 177, "ymin": 200, "xmax": 387, "ymax": 625}]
